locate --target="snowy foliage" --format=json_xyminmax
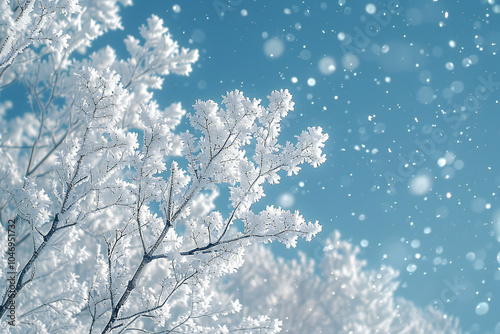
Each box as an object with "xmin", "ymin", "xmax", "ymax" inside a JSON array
[
  {"xmin": 0, "ymin": 2, "xmax": 328, "ymax": 332},
  {"xmin": 216, "ymin": 231, "xmax": 463, "ymax": 334}
]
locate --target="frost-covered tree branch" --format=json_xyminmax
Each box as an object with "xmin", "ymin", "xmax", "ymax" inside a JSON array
[
  {"xmin": 0, "ymin": 2, "xmax": 328, "ymax": 332},
  {"xmin": 0, "ymin": 0, "xmax": 81, "ymax": 70}
]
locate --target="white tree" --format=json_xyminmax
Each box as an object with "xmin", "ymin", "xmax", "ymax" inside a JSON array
[
  {"xmin": 0, "ymin": 1, "xmax": 328, "ymax": 333},
  {"xmin": 216, "ymin": 231, "xmax": 463, "ymax": 334}
]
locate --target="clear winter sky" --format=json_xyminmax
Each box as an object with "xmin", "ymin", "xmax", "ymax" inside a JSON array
[{"xmin": 8, "ymin": 0, "xmax": 500, "ymax": 332}]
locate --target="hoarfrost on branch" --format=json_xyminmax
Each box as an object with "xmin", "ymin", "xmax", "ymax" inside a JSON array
[{"xmin": 0, "ymin": 1, "xmax": 327, "ymax": 332}]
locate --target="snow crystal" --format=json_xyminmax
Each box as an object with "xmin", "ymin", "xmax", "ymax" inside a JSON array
[
  {"xmin": 409, "ymin": 175, "xmax": 432, "ymax": 196},
  {"xmin": 476, "ymin": 302, "xmax": 489, "ymax": 316},
  {"xmin": 278, "ymin": 193, "xmax": 295, "ymax": 208},
  {"xmin": 264, "ymin": 38, "xmax": 285, "ymax": 59},
  {"xmin": 466, "ymin": 252, "xmax": 476, "ymax": 261},
  {"xmin": 318, "ymin": 56, "xmax": 336, "ymax": 75},
  {"xmin": 406, "ymin": 263, "xmax": 417, "ymax": 273},
  {"xmin": 365, "ymin": 4, "xmax": 376, "ymax": 15},
  {"xmin": 462, "ymin": 57, "xmax": 473, "ymax": 68},
  {"xmin": 342, "ymin": 53, "xmax": 359, "ymax": 70}
]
